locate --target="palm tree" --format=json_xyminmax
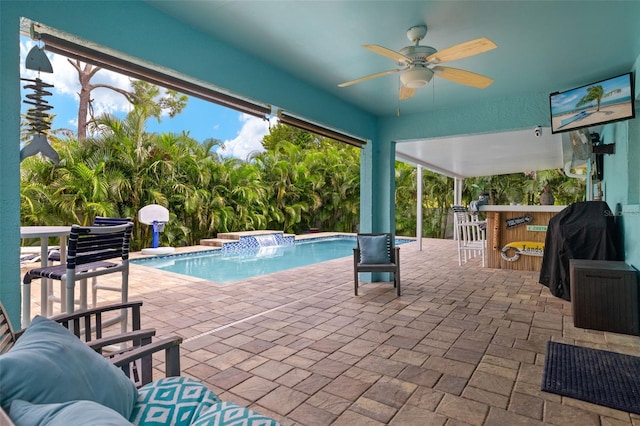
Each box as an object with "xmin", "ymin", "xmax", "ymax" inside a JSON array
[
  {"xmin": 20, "ymin": 139, "xmax": 62, "ymax": 226},
  {"xmin": 422, "ymin": 170, "xmax": 454, "ymax": 238},
  {"xmin": 575, "ymin": 84, "xmax": 622, "ymax": 112},
  {"xmin": 394, "ymin": 163, "xmax": 417, "ymax": 236}
]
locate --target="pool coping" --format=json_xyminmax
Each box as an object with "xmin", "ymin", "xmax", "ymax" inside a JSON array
[
  {"xmin": 130, "ymin": 232, "xmax": 415, "ymax": 262},
  {"xmin": 129, "ymin": 232, "xmax": 415, "ymax": 285}
]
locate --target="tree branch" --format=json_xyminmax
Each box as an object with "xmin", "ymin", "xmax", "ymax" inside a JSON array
[{"xmin": 90, "ymin": 84, "xmax": 137, "ymax": 104}]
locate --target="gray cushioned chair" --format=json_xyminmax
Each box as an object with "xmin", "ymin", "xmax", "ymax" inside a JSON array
[{"xmin": 353, "ymin": 233, "xmax": 401, "ymax": 296}]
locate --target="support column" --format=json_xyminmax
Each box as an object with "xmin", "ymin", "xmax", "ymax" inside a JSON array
[
  {"xmin": 0, "ymin": 13, "xmax": 23, "ymax": 327},
  {"xmin": 416, "ymin": 166, "xmax": 423, "ymax": 251},
  {"xmin": 454, "ymin": 177, "xmax": 463, "ymax": 206},
  {"xmin": 359, "ymin": 136, "xmax": 396, "ymax": 282},
  {"xmin": 359, "ymin": 136, "xmax": 395, "ymax": 234}
]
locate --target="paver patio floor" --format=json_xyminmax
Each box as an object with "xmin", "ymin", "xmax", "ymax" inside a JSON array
[{"xmin": 22, "ymin": 237, "xmax": 640, "ymax": 425}]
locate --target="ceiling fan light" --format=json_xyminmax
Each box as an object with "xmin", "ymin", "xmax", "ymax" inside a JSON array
[{"xmin": 400, "ymin": 67, "xmax": 433, "ymax": 89}]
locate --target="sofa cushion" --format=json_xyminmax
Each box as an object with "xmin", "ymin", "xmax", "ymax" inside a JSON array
[
  {"xmin": 358, "ymin": 234, "xmax": 390, "ymax": 264},
  {"xmin": 191, "ymin": 402, "xmax": 281, "ymax": 425},
  {"xmin": 130, "ymin": 377, "xmax": 220, "ymax": 425},
  {"xmin": 9, "ymin": 399, "xmax": 133, "ymax": 426},
  {"xmin": 0, "ymin": 315, "xmax": 137, "ymax": 419}
]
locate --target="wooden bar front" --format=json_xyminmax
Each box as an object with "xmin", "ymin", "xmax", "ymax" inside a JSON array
[{"xmin": 480, "ymin": 205, "xmax": 566, "ymax": 271}]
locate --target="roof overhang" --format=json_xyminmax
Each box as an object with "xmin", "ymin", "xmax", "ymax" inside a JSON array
[{"xmin": 396, "ymin": 127, "xmax": 564, "ymax": 178}]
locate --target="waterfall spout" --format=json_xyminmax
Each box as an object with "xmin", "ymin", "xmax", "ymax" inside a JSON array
[{"xmin": 254, "ymin": 234, "xmax": 279, "ymax": 247}]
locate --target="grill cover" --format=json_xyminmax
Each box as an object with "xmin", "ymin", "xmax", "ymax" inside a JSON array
[{"xmin": 539, "ymin": 201, "xmax": 622, "ymax": 301}]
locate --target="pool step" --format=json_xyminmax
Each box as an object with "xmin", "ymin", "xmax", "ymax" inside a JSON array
[
  {"xmin": 200, "ymin": 230, "xmax": 294, "ymax": 247},
  {"xmin": 199, "ymin": 238, "xmax": 231, "ymax": 247},
  {"xmin": 218, "ymin": 230, "xmax": 283, "ymax": 240}
]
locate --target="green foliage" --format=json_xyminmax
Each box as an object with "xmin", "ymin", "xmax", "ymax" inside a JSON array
[
  {"xmin": 20, "ymin": 113, "xmax": 362, "ymax": 248},
  {"xmin": 20, "ymin": 88, "xmax": 588, "ymax": 248},
  {"xmin": 129, "ymin": 80, "xmax": 188, "ymax": 121},
  {"xmin": 394, "ymin": 163, "xmax": 454, "ymax": 238},
  {"xmin": 464, "ymin": 169, "xmax": 585, "ymax": 206},
  {"xmin": 255, "ymin": 124, "xmax": 360, "ymax": 234},
  {"xmin": 575, "ymin": 84, "xmax": 622, "ymax": 112}
]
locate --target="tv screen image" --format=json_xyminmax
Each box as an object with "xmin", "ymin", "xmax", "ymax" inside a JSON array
[{"xmin": 550, "ymin": 72, "xmax": 635, "ymax": 134}]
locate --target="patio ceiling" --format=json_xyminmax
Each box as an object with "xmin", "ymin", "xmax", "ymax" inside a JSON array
[
  {"xmin": 146, "ymin": 1, "xmax": 640, "ymax": 177},
  {"xmin": 396, "ymin": 128, "xmax": 564, "ymax": 179}
]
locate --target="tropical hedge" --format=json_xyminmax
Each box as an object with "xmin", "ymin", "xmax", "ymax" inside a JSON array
[{"xmin": 20, "ymin": 107, "xmax": 585, "ymax": 250}]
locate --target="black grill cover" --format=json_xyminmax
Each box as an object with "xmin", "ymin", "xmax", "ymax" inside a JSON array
[{"xmin": 539, "ymin": 201, "xmax": 622, "ymax": 301}]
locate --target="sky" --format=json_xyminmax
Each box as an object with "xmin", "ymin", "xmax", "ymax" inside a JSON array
[
  {"xmin": 550, "ymin": 74, "xmax": 633, "ymax": 116},
  {"xmin": 20, "ymin": 36, "xmax": 273, "ymax": 160}
]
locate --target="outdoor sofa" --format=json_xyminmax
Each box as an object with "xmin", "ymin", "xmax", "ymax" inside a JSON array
[{"xmin": 0, "ymin": 301, "xmax": 280, "ymax": 425}]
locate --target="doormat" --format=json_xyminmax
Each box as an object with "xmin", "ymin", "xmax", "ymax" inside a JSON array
[{"xmin": 542, "ymin": 341, "xmax": 640, "ymax": 414}]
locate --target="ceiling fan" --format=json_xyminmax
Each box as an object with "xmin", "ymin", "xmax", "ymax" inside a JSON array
[{"xmin": 338, "ymin": 25, "xmax": 497, "ymax": 100}]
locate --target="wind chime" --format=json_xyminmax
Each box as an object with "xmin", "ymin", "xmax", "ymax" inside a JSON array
[{"xmin": 20, "ymin": 37, "xmax": 59, "ymax": 164}]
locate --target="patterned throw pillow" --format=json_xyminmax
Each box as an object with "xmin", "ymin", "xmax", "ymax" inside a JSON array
[
  {"xmin": 130, "ymin": 377, "xmax": 220, "ymax": 426},
  {"xmin": 191, "ymin": 402, "xmax": 281, "ymax": 426}
]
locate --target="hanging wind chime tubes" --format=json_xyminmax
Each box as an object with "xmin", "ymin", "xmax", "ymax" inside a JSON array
[
  {"xmin": 20, "ymin": 44, "xmax": 59, "ymax": 164},
  {"xmin": 22, "ymin": 78, "xmax": 54, "ymax": 133}
]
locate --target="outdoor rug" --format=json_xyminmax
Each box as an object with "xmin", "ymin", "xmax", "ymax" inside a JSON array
[{"xmin": 542, "ymin": 341, "xmax": 640, "ymax": 414}]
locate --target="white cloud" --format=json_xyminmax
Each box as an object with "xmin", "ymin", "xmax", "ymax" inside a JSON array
[
  {"xmin": 19, "ymin": 36, "xmax": 256, "ymax": 149},
  {"xmin": 219, "ymin": 114, "xmax": 277, "ymax": 160}
]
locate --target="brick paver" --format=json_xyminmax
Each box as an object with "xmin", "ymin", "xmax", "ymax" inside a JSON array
[{"xmin": 22, "ymin": 237, "xmax": 640, "ymax": 425}]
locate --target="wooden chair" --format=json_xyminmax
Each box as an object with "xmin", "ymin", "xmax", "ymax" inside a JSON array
[
  {"xmin": 353, "ymin": 233, "xmax": 401, "ymax": 296},
  {"xmin": 1, "ymin": 300, "xmax": 181, "ymax": 387},
  {"xmin": 452, "ymin": 206, "xmax": 487, "ymax": 267},
  {"xmin": 0, "ymin": 301, "xmax": 16, "ymax": 355},
  {"xmin": 23, "ymin": 223, "xmax": 133, "ymax": 325}
]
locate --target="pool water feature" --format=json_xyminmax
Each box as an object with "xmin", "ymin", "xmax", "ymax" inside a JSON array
[
  {"xmin": 253, "ymin": 234, "xmax": 279, "ymax": 247},
  {"xmin": 218, "ymin": 232, "xmax": 294, "ymax": 252},
  {"xmin": 132, "ymin": 236, "xmax": 412, "ymax": 283}
]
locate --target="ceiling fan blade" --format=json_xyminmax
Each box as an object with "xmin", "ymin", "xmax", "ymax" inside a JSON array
[
  {"xmin": 427, "ymin": 37, "xmax": 497, "ymax": 64},
  {"xmin": 399, "ymin": 85, "xmax": 416, "ymax": 100},
  {"xmin": 363, "ymin": 44, "xmax": 412, "ymax": 63},
  {"xmin": 338, "ymin": 69, "xmax": 401, "ymax": 87},
  {"xmin": 433, "ymin": 66, "xmax": 494, "ymax": 88}
]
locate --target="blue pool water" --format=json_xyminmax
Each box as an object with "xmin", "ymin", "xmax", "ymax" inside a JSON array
[{"xmin": 132, "ymin": 236, "xmax": 412, "ymax": 283}]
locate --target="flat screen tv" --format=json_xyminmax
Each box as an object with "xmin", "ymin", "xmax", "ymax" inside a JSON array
[{"xmin": 550, "ymin": 72, "xmax": 635, "ymax": 134}]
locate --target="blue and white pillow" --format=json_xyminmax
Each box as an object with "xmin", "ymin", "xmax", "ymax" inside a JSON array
[
  {"xmin": 130, "ymin": 377, "xmax": 220, "ymax": 425},
  {"xmin": 192, "ymin": 402, "xmax": 281, "ymax": 426}
]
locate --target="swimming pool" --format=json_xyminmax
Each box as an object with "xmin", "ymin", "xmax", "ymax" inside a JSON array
[{"xmin": 132, "ymin": 236, "xmax": 412, "ymax": 283}]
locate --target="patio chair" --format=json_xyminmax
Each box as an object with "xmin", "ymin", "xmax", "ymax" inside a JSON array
[
  {"xmin": 0, "ymin": 300, "xmax": 190, "ymax": 426},
  {"xmin": 453, "ymin": 206, "xmax": 486, "ymax": 267},
  {"xmin": 1, "ymin": 300, "xmax": 165, "ymax": 385},
  {"xmin": 19, "ymin": 246, "xmax": 60, "ymax": 264},
  {"xmin": 91, "ymin": 216, "xmax": 133, "ymax": 307},
  {"xmin": 1, "ymin": 299, "xmax": 278, "ymax": 426},
  {"xmin": 22, "ymin": 223, "xmax": 134, "ymax": 324},
  {"xmin": 0, "ymin": 301, "xmax": 16, "ymax": 355},
  {"xmin": 452, "ymin": 205, "xmax": 467, "ymax": 240},
  {"xmin": 94, "ymin": 216, "xmax": 133, "ymax": 226},
  {"xmin": 353, "ymin": 233, "xmax": 401, "ymax": 296}
]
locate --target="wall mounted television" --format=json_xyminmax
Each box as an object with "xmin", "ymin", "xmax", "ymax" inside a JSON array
[{"xmin": 549, "ymin": 72, "xmax": 635, "ymax": 134}]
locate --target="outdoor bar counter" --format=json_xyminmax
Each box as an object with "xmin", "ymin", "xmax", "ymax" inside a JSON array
[{"xmin": 479, "ymin": 205, "xmax": 567, "ymax": 271}]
